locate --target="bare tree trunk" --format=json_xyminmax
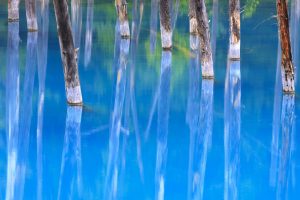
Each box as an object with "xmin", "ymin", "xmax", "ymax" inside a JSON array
[
  {"xmin": 159, "ymin": 0, "xmax": 172, "ymax": 49},
  {"xmin": 277, "ymin": 0, "xmax": 295, "ymax": 93},
  {"xmin": 8, "ymin": 0, "xmax": 19, "ymax": 21},
  {"xmin": 115, "ymin": 0, "xmax": 130, "ymax": 38},
  {"xmin": 195, "ymin": 0, "xmax": 214, "ymax": 78},
  {"xmin": 84, "ymin": 0, "xmax": 94, "ymax": 67},
  {"xmin": 229, "ymin": 0, "xmax": 240, "ymax": 59},
  {"xmin": 25, "ymin": 0, "xmax": 38, "ymax": 31},
  {"xmin": 189, "ymin": 0, "xmax": 197, "ymax": 34},
  {"xmin": 53, "ymin": 0, "xmax": 83, "ymax": 105}
]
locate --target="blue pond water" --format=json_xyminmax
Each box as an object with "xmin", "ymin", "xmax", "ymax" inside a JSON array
[{"xmin": 0, "ymin": 0, "xmax": 300, "ymax": 199}]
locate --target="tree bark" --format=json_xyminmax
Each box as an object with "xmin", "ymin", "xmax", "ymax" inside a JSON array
[
  {"xmin": 195, "ymin": 0, "xmax": 214, "ymax": 78},
  {"xmin": 159, "ymin": 0, "xmax": 172, "ymax": 49},
  {"xmin": 115, "ymin": 0, "xmax": 130, "ymax": 38},
  {"xmin": 53, "ymin": 0, "xmax": 83, "ymax": 105},
  {"xmin": 277, "ymin": 0, "xmax": 295, "ymax": 93},
  {"xmin": 229, "ymin": 0, "xmax": 240, "ymax": 59},
  {"xmin": 8, "ymin": 0, "xmax": 19, "ymax": 21},
  {"xmin": 189, "ymin": 0, "xmax": 197, "ymax": 34},
  {"xmin": 25, "ymin": 0, "xmax": 38, "ymax": 31}
]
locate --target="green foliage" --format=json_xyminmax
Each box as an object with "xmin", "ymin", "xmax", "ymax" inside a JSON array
[{"xmin": 243, "ymin": 0, "xmax": 260, "ymax": 18}]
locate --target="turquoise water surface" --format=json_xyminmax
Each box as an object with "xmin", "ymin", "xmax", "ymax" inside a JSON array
[{"xmin": 0, "ymin": 0, "xmax": 300, "ymax": 199}]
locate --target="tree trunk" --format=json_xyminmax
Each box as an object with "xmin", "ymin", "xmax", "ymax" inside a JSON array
[
  {"xmin": 115, "ymin": 0, "xmax": 130, "ymax": 38},
  {"xmin": 25, "ymin": 0, "xmax": 38, "ymax": 31},
  {"xmin": 229, "ymin": 0, "xmax": 240, "ymax": 59},
  {"xmin": 189, "ymin": 0, "xmax": 197, "ymax": 34},
  {"xmin": 71, "ymin": 0, "xmax": 82, "ymax": 49},
  {"xmin": 53, "ymin": 0, "xmax": 83, "ymax": 105},
  {"xmin": 277, "ymin": 0, "xmax": 295, "ymax": 93},
  {"xmin": 84, "ymin": 0, "xmax": 94, "ymax": 67},
  {"xmin": 159, "ymin": 0, "xmax": 172, "ymax": 49},
  {"xmin": 195, "ymin": 0, "xmax": 214, "ymax": 78},
  {"xmin": 8, "ymin": 0, "xmax": 19, "ymax": 21}
]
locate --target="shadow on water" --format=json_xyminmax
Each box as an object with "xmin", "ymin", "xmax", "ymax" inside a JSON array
[
  {"xmin": 186, "ymin": 35, "xmax": 214, "ymax": 200},
  {"xmin": 224, "ymin": 58, "xmax": 241, "ymax": 200},
  {"xmin": 57, "ymin": 106, "xmax": 83, "ymax": 199}
]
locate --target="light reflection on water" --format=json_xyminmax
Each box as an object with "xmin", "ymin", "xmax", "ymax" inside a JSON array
[{"xmin": 0, "ymin": 0, "xmax": 300, "ymax": 199}]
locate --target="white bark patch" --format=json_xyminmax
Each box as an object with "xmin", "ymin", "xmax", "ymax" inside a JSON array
[
  {"xmin": 66, "ymin": 85, "xmax": 83, "ymax": 105},
  {"xmin": 160, "ymin": 26, "xmax": 172, "ymax": 49},
  {"xmin": 229, "ymin": 40, "xmax": 240, "ymax": 60},
  {"xmin": 120, "ymin": 20, "xmax": 130, "ymax": 37},
  {"xmin": 189, "ymin": 17, "xmax": 198, "ymax": 34},
  {"xmin": 202, "ymin": 58, "xmax": 214, "ymax": 78}
]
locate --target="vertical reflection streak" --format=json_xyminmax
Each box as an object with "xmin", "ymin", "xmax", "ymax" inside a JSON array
[
  {"xmin": 155, "ymin": 51, "xmax": 171, "ymax": 200},
  {"xmin": 224, "ymin": 59, "xmax": 241, "ymax": 200},
  {"xmin": 57, "ymin": 106, "xmax": 83, "ymax": 199},
  {"xmin": 36, "ymin": 0, "xmax": 49, "ymax": 198},
  {"xmin": 71, "ymin": 0, "xmax": 82, "ymax": 50},
  {"xmin": 104, "ymin": 38, "xmax": 129, "ymax": 200},
  {"xmin": 5, "ymin": 22, "xmax": 20, "ymax": 200},
  {"xmin": 187, "ymin": 35, "xmax": 214, "ymax": 200}
]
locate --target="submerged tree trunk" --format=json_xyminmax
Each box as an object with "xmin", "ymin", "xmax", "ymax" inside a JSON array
[
  {"xmin": 159, "ymin": 0, "xmax": 172, "ymax": 49},
  {"xmin": 8, "ymin": 0, "xmax": 19, "ymax": 21},
  {"xmin": 25, "ymin": 0, "xmax": 38, "ymax": 31},
  {"xmin": 229, "ymin": 0, "xmax": 240, "ymax": 59},
  {"xmin": 189, "ymin": 0, "xmax": 197, "ymax": 34},
  {"xmin": 195, "ymin": 0, "xmax": 214, "ymax": 78},
  {"xmin": 84, "ymin": 0, "xmax": 94, "ymax": 67},
  {"xmin": 277, "ymin": 0, "xmax": 295, "ymax": 93},
  {"xmin": 115, "ymin": 0, "xmax": 130, "ymax": 38},
  {"xmin": 71, "ymin": 0, "xmax": 82, "ymax": 49},
  {"xmin": 53, "ymin": 0, "xmax": 83, "ymax": 105}
]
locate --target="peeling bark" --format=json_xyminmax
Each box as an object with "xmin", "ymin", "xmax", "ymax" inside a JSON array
[
  {"xmin": 25, "ymin": 0, "xmax": 38, "ymax": 31},
  {"xmin": 8, "ymin": 0, "xmax": 19, "ymax": 21},
  {"xmin": 277, "ymin": 0, "xmax": 295, "ymax": 93},
  {"xmin": 195, "ymin": 0, "xmax": 214, "ymax": 78},
  {"xmin": 53, "ymin": 0, "xmax": 83, "ymax": 105},
  {"xmin": 115, "ymin": 0, "xmax": 130, "ymax": 38},
  {"xmin": 229, "ymin": 0, "xmax": 240, "ymax": 59},
  {"xmin": 159, "ymin": 0, "xmax": 172, "ymax": 49}
]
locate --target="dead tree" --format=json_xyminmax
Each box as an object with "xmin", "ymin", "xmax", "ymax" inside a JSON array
[
  {"xmin": 115, "ymin": 0, "xmax": 130, "ymax": 38},
  {"xmin": 277, "ymin": 0, "xmax": 295, "ymax": 93},
  {"xmin": 8, "ymin": 0, "xmax": 19, "ymax": 21},
  {"xmin": 229, "ymin": 0, "xmax": 240, "ymax": 59},
  {"xmin": 53, "ymin": 0, "xmax": 83, "ymax": 105},
  {"xmin": 159, "ymin": 0, "xmax": 172, "ymax": 49},
  {"xmin": 189, "ymin": 0, "xmax": 197, "ymax": 34},
  {"xmin": 195, "ymin": 0, "xmax": 214, "ymax": 78},
  {"xmin": 25, "ymin": 0, "xmax": 38, "ymax": 31}
]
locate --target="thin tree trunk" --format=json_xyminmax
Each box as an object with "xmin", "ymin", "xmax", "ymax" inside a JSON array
[
  {"xmin": 277, "ymin": 0, "xmax": 295, "ymax": 93},
  {"xmin": 71, "ymin": 0, "xmax": 82, "ymax": 49},
  {"xmin": 25, "ymin": 0, "xmax": 38, "ymax": 31},
  {"xmin": 159, "ymin": 0, "xmax": 172, "ymax": 49},
  {"xmin": 229, "ymin": 0, "xmax": 240, "ymax": 59},
  {"xmin": 189, "ymin": 0, "xmax": 197, "ymax": 34},
  {"xmin": 195, "ymin": 0, "xmax": 214, "ymax": 78},
  {"xmin": 53, "ymin": 0, "xmax": 83, "ymax": 105},
  {"xmin": 84, "ymin": 0, "xmax": 94, "ymax": 67},
  {"xmin": 115, "ymin": 0, "xmax": 130, "ymax": 38},
  {"xmin": 8, "ymin": 0, "xmax": 19, "ymax": 21}
]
